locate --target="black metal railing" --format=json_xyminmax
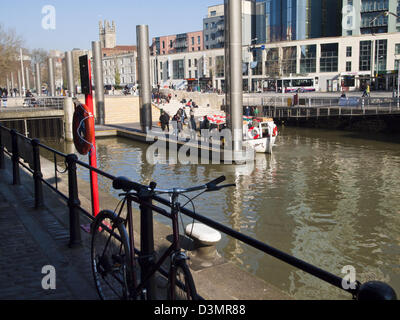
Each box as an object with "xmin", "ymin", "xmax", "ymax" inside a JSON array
[{"xmin": 0, "ymin": 123, "xmax": 397, "ymax": 301}]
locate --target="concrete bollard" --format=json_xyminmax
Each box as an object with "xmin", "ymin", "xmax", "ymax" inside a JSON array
[
  {"xmin": 185, "ymin": 223, "xmax": 221, "ymax": 260},
  {"xmin": 64, "ymin": 97, "xmax": 74, "ymax": 142}
]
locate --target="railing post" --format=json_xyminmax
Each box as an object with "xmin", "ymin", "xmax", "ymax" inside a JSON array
[
  {"xmin": 0, "ymin": 127, "xmax": 4, "ymax": 170},
  {"xmin": 10, "ymin": 130, "xmax": 20, "ymax": 185},
  {"xmin": 138, "ymin": 187, "xmax": 156, "ymax": 300},
  {"xmin": 66, "ymin": 154, "xmax": 82, "ymax": 248},
  {"xmin": 31, "ymin": 139, "xmax": 44, "ymax": 209}
]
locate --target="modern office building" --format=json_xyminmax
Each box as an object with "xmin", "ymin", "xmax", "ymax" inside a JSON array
[
  {"xmin": 203, "ymin": 1, "xmax": 257, "ymax": 50},
  {"xmin": 255, "ymin": 0, "xmax": 343, "ymax": 43},
  {"xmin": 150, "ymin": 32, "xmax": 400, "ymax": 93},
  {"xmin": 203, "ymin": 1, "xmax": 343, "ymax": 48},
  {"xmin": 342, "ymin": 0, "xmax": 400, "ymax": 36}
]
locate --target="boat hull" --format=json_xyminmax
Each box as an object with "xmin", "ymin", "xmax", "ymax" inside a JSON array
[{"xmin": 243, "ymin": 136, "xmax": 276, "ymax": 153}]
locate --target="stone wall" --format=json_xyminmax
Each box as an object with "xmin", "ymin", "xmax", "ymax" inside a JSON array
[{"xmin": 162, "ymin": 89, "xmax": 225, "ymax": 110}]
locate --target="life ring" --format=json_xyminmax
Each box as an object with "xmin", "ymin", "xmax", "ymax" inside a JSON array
[
  {"xmin": 73, "ymin": 103, "xmax": 95, "ymax": 155},
  {"xmin": 272, "ymin": 125, "xmax": 278, "ymax": 137},
  {"xmin": 247, "ymin": 127, "xmax": 261, "ymax": 140}
]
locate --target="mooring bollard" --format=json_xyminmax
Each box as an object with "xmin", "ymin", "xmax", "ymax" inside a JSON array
[
  {"xmin": 66, "ymin": 154, "xmax": 82, "ymax": 248},
  {"xmin": 185, "ymin": 223, "xmax": 222, "ymax": 260},
  {"xmin": 10, "ymin": 130, "xmax": 20, "ymax": 185},
  {"xmin": 31, "ymin": 139, "xmax": 44, "ymax": 209}
]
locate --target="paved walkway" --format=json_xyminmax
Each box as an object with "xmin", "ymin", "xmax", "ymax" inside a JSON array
[{"xmin": 0, "ymin": 157, "xmax": 98, "ymax": 300}]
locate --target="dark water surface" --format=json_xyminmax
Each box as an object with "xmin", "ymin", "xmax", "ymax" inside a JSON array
[{"xmin": 45, "ymin": 127, "xmax": 400, "ymax": 299}]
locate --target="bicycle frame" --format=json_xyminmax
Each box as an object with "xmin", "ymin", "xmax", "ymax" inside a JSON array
[{"xmin": 115, "ymin": 192, "xmax": 186, "ymax": 299}]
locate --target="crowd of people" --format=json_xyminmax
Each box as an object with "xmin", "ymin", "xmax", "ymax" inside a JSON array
[{"xmin": 159, "ymin": 102, "xmax": 213, "ymax": 142}]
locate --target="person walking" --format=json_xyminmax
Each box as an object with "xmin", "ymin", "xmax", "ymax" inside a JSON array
[
  {"xmin": 171, "ymin": 114, "xmax": 179, "ymax": 137},
  {"xmin": 159, "ymin": 111, "xmax": 170, "ymax": 133},
  {"xmin": 189, "ymin": 111, "xmax": 197, "ymax": 141},
  {"xmin": 2, "ymin": 91, "xmax": 8, "ymax": 108},
  {"xmin": 200, "ymin": 116, "xmax": 210, "ymax": 142}
]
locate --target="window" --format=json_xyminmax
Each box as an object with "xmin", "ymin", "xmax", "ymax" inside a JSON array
[
  {"xmin": 265, "ymin": 48, "xmax": 280, "ymax": 76},
  {"xmin": 205, "ymin": 35, "xmax": 209, "ymax": 41},
  {"xmin": 188, "ymin": 59, "xmax": 191, "ymax": 67},
  {"xmin": 192, "ymin": 37, "xmax": 194, "ymax": 45},
  {"xmin": 170, "ymin": 40, "xmax": 173, "ymax": 48},
  {"xmin": 210, "ymin": 10, "xmax": 216, "ymax": 17},
  {"xmin": 320, "ymin": 43, "xmax": 338, "ymax": 73},
  {"xmin": 172, "ymin": 59, "xmax": 185, "ymax": 79},
  {"xmin": 359, "ymin": 40, "xmax": 372, "ymax": 71},
  {"xmin": 189, "ymin": 70, "xmax": 192, "ymax": 78},
  {"xmin": 215, "ymin": 56, "xmax": 224, "ymax": 77},
  {"xmin": 346, "ymin": 46, "xmax": 352, "ymax": 57},
  {"xmin": 300, "ymin": 45, "xmax": 317, "ymax": 73},
  {"xmin": 198, "ymin": 36, "xmax": 201, "ymax": 45},
  {"xmin": 395, "ymin": 44, "xmax": 400, "ymax": 55},
  {"xmin": 282, "ymin": 46, "xmax": 297, "ymax": 75},
  {"xmin": 346, "ymin": 61, "xmax": 352, "ymax": 72},
  {"xmin": 205, "ymin": 23, "xmax": 209, "ymax": 30},
  {"xmin": 162, "ymin": 41, "xmax": 165, "ymax": 49}
]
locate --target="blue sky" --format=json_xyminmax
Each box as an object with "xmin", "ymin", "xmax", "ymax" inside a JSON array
[{"xmin": 0, "ymin": 0, "xmax": 220, "ymax": 52}]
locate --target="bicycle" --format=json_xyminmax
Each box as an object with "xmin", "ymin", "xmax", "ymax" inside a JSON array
[{"xmin": 90, "ymin": 175, "xmax": 235, "ymax": 300}]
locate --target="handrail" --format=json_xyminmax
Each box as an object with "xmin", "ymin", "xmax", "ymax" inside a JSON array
[{"xmin": 0, "ymin": 123, "xmax": 397, "ymax": 300}]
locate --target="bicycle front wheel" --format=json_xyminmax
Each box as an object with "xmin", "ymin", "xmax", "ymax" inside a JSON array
[
  {"xmin": 91, "ymin": 210, "xmax": 131, "ymax": 300},
  {"xmin": 167, "ymin": 260, "xmax": 198, "ymax": 300}
]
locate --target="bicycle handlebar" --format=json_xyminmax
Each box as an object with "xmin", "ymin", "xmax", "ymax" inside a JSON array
[{"xmin": 113, "ymin": 175, "xmax": 233, "ymax": 195}]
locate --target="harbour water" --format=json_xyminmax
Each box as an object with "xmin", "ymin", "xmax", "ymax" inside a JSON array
[{"xmin": 45, "ymin": 127, "xmax": 400, "ymax": 299}]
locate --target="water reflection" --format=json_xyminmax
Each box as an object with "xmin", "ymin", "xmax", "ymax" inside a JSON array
[{"xmin": 42, "ymin": 127, "xmax": 400, "ymax": 299}]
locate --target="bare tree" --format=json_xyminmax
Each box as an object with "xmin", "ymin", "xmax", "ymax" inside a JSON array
[
  {"xmin": 30, "ymin": 48, "xmax": 49, "ymax": 85},
  {"xmin": 0, "ymin": 24, "xmax": 24, "ymax": 86}
]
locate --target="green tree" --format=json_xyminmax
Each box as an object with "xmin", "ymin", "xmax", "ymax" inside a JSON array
[{"xmin": 115, "ymin": 67, "xmax": 121, "ymax": 87}]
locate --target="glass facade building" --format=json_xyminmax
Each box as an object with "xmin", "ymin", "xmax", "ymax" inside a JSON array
[{"xmin": 255, "ymin": 0, "xmax": 342, "ymax": 43}]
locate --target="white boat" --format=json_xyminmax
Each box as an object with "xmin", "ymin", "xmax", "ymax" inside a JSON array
[
  {"xmin": 242, "ymin": 117, "xmax": 278, "ymax": 154},
  {"xmin": 205, "ymin": 115, "xmax": 278, "ymax": 154}
]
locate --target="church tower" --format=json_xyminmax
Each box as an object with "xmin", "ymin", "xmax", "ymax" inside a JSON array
[{"xmin": 99, "ymin": 20, "xmax": 116, "ymax": 49}]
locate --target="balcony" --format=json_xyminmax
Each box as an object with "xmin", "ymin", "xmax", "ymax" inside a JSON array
[{"xmin": 174, "ymin": 41, "xmax": 187, "ymax": 49}]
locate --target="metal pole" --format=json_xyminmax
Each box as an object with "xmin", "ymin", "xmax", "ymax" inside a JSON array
[
  {"xmin": 17, "ymin": 70, "xmax": 22, "ymax": 97},
  {"xmin": 10, "ymin": 130, "xmax": 20, "ymax": 185},
  {"xmin": 48, "ymin": 57, "xmax": 56, "ymax": 96},
  {"xmin": 31, "ymin": 139, "xmax": 44, "ymax": 209},
  {"xmin": 65, "ymin": 51, "xmax": 75, "ymax": 98},
  {"xmin": 136, "ymin": 25, "xmax": 152, "ymax": 133},
  {"xmin": 225, "ymin": 0, "xmax": 243, "ymax": 156},
  {"xmin": 91, "ymin": 41, "xmax": 105, "ymax": 125},
  {"xmin": 20, "ymin": 49, "xmax": 26, "ymax": 96},
  {"xmin": 35, "ymin": 63, "xmax": 41, "ymax": 96},
  {"xmin": 6, "ymin": 76, "xmax": 10, "ymax": 96},
  {"xmin": 11, "ymin": 73, "xmax": 14, "ymax": 95},
  {"xmin": 66, "ymin": 154, "xmax": 82, "ymax": 248},
  {"xmin": 25, "ymin": 67, "xmax": 30, "ymax": 91}
]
